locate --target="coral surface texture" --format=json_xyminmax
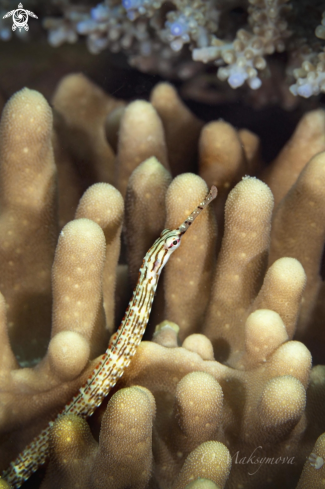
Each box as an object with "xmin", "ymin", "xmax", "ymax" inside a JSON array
[{"xmin": 0, "ymin": 74, "xmax": 325, "ymax": 489}]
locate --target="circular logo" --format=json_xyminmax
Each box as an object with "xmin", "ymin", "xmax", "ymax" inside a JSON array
[
  {"xmin": 12, "ymin": 8, "xmax": 29, "ymax": 31},
  {"xmin": 3, "ymin": 3, "xmax": 38, "ymax": 32}
]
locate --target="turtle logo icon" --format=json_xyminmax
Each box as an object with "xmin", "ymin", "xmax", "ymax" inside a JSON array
[{"xmin": 2, "ymin": 3, "xmax": 38, "ymax": 32}]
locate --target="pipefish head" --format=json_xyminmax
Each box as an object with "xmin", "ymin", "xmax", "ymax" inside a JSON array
[{"xmin": 153, "ymin": 186, "xmax": 218, "ymax": 270}]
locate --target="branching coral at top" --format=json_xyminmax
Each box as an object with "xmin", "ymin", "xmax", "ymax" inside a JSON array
[
  {"xmin": 194, "ymin": 0, "xmax": 291, "ymax": 90},
  {"xmin": 37, "ymin": 0, "xmax": 325, "ymax": 102},
  {"xmin": 43, "ymin": 0, "xmax": 291, "ymax": 91},
  {"xmin": 2, "ymin": 1, "xmax": 324, "ymax": 103},
  {"xmin": 289, "ymin": 14, "xmax": 325, "ymax": 98}
]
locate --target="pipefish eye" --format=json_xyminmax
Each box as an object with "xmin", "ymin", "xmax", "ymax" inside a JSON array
[
  {"xmin": 169, "ymin": 238, "xmax": 180, "ymax": 248},
  {"xmin": 165, "ymin": 236, "xmax": 180, "ymax": 249}
]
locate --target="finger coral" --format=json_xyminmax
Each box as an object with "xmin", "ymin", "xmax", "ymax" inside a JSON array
[
  {"xmin": 1, "ymin": 74, "xmax": 325, "ymax": 489},
  {"xmin": 0, "ymin": 87, "xmax": 57, "ymax": 363}
]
